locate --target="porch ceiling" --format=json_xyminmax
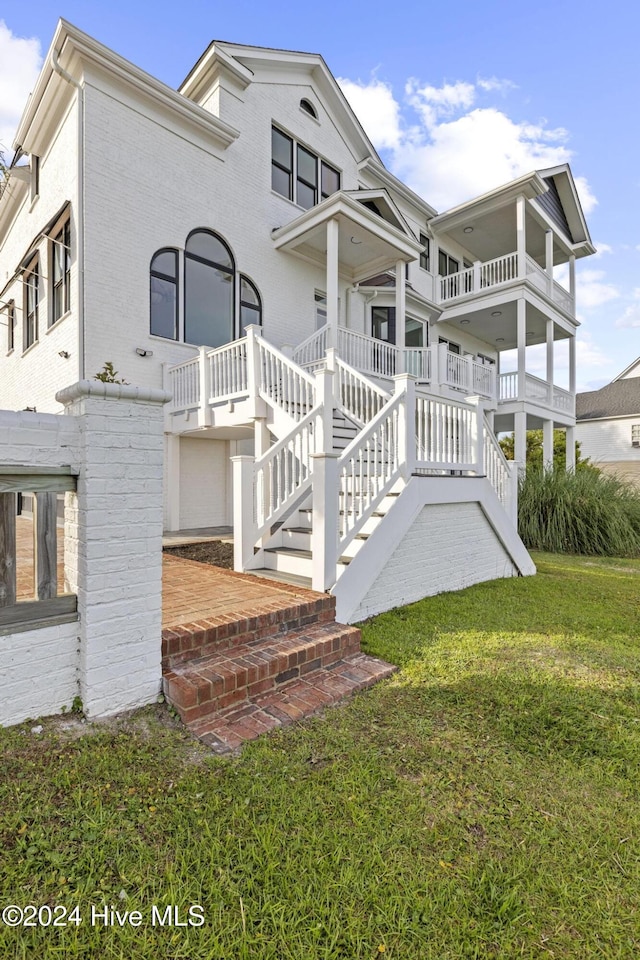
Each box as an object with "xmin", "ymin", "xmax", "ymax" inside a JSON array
[
  {"xmin": 439, "ymin": 205, "xmax": 570, "ymax": 266},
  {"xmin": 271, "ymin": 191, "xmax": 423, "ymax": 283},
  {"xmin": 440, "ymin": 299, "xmax": 572, "ymax": 351}
]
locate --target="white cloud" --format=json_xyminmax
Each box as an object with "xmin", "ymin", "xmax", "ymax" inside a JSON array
[
  {"xmin": 576, "ymin": 269, "xmax": 619, "ymax": 309},
  {"xmin": 337, "ymin": 77, "xmax": 402, "ymax": 152},
  {"xmin": 0, "ymin": 20, "xmax": 42, "ymax": 156},
  {"xmin": 615, "ymin": 303, "xmax": 640, "ymax": 329},
  {"xmin": 592, "ymin": 242, "xmax": 613, "ymax": 257},
  {"xmin": 338, "ymin": 74, "xmax": 597, "ymax": 215}
]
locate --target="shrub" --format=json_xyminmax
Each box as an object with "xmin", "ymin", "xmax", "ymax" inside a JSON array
[{"xmin": 518, "ymin": 467, "xmax": 640, "ymax": 556}]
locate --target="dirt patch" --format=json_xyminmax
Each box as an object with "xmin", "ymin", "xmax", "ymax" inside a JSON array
[{"xmin": 163, "ymin": 540, "xmax": 234, "ymax": 569}]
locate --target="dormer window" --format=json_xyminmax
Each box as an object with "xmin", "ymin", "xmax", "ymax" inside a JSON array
[
  {"xmin": 271, "ymin": 126, "xmax": 340, "ymax": 210},
  {"xmin": 300, "ymin": 98, "xmax": 318, "ymax": 119}
]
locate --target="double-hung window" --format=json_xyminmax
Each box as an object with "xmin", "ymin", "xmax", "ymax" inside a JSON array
[
  {"xmin": 51, "ymin": 219, "xmax": 71, "ymax": 324},
  {"xmin": 272, "ymin": 126, "xmax": 340, "ymax": 210},
  {"xmin": 4, "ymin": 301, "xmax": 15, "ymax": 352},
  {"xmin": 438, "ymin": 250, "xmax": 459, "ymax": 276},
  {"xmin": 632, "ymin": 424, "xmax": 640, "ymax": 447},
  {"xmin": 24, "ymin": 259, "xmax": 39, "ymax": 350},
  {"xmin": 419, "ymin": 233, "xmax": 430, "ymax": 271}
]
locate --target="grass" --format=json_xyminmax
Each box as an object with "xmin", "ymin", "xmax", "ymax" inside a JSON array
[
  {"xmin": 518, "ymin": 467, "xmax": 640, "ymax": 556},
  {"xmin": 1, "ymin": 553, "xmax": 640, "ymax": 958}
]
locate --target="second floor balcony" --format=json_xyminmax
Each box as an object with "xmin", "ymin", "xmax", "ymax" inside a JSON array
[{"xmin": 438, "ymin": 251, "xmax": 574, "ymax": 315}]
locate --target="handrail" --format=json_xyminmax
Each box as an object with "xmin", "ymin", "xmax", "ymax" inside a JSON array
[
  {"xmin": 253, "ymin": 405, "xmax": 320, "ymax": 536},
  {"xmin": 292, "ymin": 324, "xmax": 329, "ymax": 369},
  {"xmin": 483, "ymin": 420, "xmax": 511, "ymax": 508},
  {"xmin": 257, "ymin": 337, "xmax": 316, "ymax": 421},
  {"xmin": 167, "ymin": 355, "xmax": 200, "ymax": 411},
  {"xmin": 414, "ymin": 393, "xmax": 477, "ymax": 470},
  {"xmin": 208, "ymin": 338, "xmax": 248, "ymax": 401},
  {"xmin": 337, "ymin": 391, "xmax": 404, "ymax": 546},
  {"xmin": 337, "ymin": 327, "xmax": 399, "ymax": 378},
  {"xmin": 334, "ymin": 356, "xmax": 389, "ymax": 426}
]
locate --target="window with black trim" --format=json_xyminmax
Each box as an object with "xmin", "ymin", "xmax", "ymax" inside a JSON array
[
  {"xmin": 438, "ymin": 250, "xmax": 459, "ymax": 276},
  {"xmin": 51, "ymin": 218, "xmax": 71, "ymax": 325},
  {"xmin": 24, "ymin": 259, "xmax": 39, "ymax": 350},
  {"xmin": 185, "ymin": 230, "xmax": 235, "ymax": 349},
  {"xmin": 150, "ymin": 248, "xmax": 178, "ymax": 340},
  {"xmin": 419, "ymin": 233, "xmax": 430, "ymax": 271},
  {"xmin": 632, "ymin": 424, "xmax": 640, "ymax": 447},
  {"xmin": 300, "ymin": 98, "xmax": 318, "ymax": 119},
  {"xmin": 5, "ymin": 300, "xmax": 15, "ymax": 352},
  {"xmin": 271, "ymin": 126, "xmax": 340, "ymax": 209},
  {"xmin": 239, "ymin": 276, "xmax": 262, "ymax": 334},
  {"xmin": 372, "ymin": 306, "xmax": 396, "ymax": 344}
]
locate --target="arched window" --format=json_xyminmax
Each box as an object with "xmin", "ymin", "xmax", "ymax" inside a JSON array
[
  {"xmin": 239, "ymin": 276, "xmax": 262, "ymax": 334},
  {"xmin": 150, "ymin": 248, "xmax": 178, "ymax": 339},
  {"xmin": 300, "ymin": 98, "xmax": 318, "ymax": 119},
  {"xmin": 184, "ymin": 230, "xmax": 234, "ymax": 348}
]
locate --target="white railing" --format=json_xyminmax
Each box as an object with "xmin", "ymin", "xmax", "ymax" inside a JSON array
[
  {"xmin": 257, "ymin": 337, "xmax": 316, "ymax": 421},
  {"xmin": 471, "ymin": 360, "xmax": 495, "ymax": 398},
  {"xmin": 552, "ymin": 280, "xmax": 574, "ymax": 314},
  {"xmin": 404, "ymin": 348, "xmax": 431, "ymax": 380},
  {"xmin": 254, "ymin": 406, "xmax": 319, "ymax": 536},
  {"xmin": 208, "ymin": 339, "xmax": 248, "ymax": 401},
  {"xmin": 337, "ymin": 327, "xmax": 398, "ymax": 378},
  {"xmin": 334, "ymin": 356, "xmax": 389, "ymax": 426},
  {"xmin": 481, "ymin": 252, "xmax": 518, "ymax": 287},
  {"xmin": 414, "ymin": 393, "xmax": 477, "ymax": 471},
  {"xmin": 167, "ymin": 355, "xmax": 200, "ymax": 411},
  {"xmin": 439, "ymin": 252, "xmax": 518, "ymax": 303},
  {"xmin": 292, "ymin": 324, "xmax": 329, "ymax": 370},
  {"xmin": 440, "ymin": 266, "xmax": 474, "ymax": 302},
  {"xmin": 442, "ymin": 348, "xmax": 470, "ymax": 391},
  {"xmin": 525, "ymin": 373, "xmax": 551, "ymax": 403},
  {"xmin": 337, "ymin": 392, "xmax": 403, "ymax": 543},
  {"xmin": 553, "ymin": 385, "xmax": 575, "ymax": 414},
  {"xmin": 498, "ymin": 372, "xmax": 517, "ymax": 401},
  {"xmin": 483, "ymin": 421, "xmax": 512, "ymax": 510}
]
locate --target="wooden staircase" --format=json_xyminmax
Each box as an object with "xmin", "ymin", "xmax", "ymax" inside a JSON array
[{"xmin": 162, "ymin": 589, "xmax": 395, "ymax": 753}]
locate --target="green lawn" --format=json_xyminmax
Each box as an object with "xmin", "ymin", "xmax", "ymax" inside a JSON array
[{"xmin": 1, "ymin": 553, "xmax": 640, "ymax": 959}]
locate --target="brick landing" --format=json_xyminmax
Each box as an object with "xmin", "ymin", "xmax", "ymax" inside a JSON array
[{"xmin": 162, "ymin": 556, "xmax": 395, "ymax": 753}]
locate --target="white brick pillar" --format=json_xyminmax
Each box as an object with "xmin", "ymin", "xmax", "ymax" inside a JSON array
[{"xmin": 56, "ymin": 380, "xmax": 171, "ymax": 719}]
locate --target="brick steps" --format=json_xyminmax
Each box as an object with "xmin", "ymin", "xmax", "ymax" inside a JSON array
[
  {"xmin": 188, "ymin": 652, "xmax": 396, "ymax": 754},
  {"xmin": 162, "ymin": 595, "xmax": 396, "ymax": 753}
]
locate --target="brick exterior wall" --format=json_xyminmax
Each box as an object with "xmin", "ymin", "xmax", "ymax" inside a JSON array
[{"xmin": 350, "ymin": 502, "xmax": 518, "ymax": 622}]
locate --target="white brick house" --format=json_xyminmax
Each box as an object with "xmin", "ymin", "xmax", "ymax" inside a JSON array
[{"xmin": 0, "ymin": 21, "xmax": 595, "ymax": 622}]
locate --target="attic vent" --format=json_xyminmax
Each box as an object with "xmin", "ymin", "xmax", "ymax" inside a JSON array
[{"xmin": 300, "ymin": 98, "xmax": 318, "ymax": 119}]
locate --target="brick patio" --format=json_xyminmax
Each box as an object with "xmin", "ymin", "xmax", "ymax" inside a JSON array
[{"xmin": 13, "ymin": 519, "xmax": 396, "ymax": 751}]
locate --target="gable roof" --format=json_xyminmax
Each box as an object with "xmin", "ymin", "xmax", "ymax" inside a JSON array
[
  {"xmin": 576, "ymin": 379, "xmax": 640, "ymax": 420},
  {"xmin": 179, "ymin": 40, "xmax": 381, "ymax": 166},
  {"xmin": 613, "ymin": 357, "xmax": 640, "ymax": 381}
]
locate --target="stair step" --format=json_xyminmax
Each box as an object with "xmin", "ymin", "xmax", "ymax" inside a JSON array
[
  {"xmin": 163, "ymin": 621, "xmax": 366, "ymax": 725},
  {"xmin": 246, "ymin": 568, "xmax": 313, "ymax": 589},
  {"xmin": 187, "ymin": 652, "xmax": 397, "ymax": 754}
]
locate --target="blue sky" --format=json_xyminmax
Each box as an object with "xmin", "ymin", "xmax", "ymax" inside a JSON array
[{"xmin": 1, "ymin": 1, "xmax": 638, "ymax": 390}]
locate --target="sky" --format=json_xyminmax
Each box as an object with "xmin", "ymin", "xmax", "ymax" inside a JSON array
[{"xmin": 1, "ymin": 0, "xmax": 638, "ymax": 392}]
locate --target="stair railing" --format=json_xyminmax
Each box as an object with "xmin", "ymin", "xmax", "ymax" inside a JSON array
[
  {"xmin": 256, "ymin": 334, "xmax": 316, "ymax": 422},
  {"xmin": 332, "ymin": 353, "xmax": 390, "ymax": 427},
  {"xmin": 291, "ymin": 324, "xmax": 329, "ymax": 370}
]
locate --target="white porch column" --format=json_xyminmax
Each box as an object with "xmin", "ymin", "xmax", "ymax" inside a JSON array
[
  {"xmin": 514, "ymin": 410, "xmax": 527, "ymax": 474},
  {"xmin": 165, "ymin": 434, "xmax": 181, "ymax": 532},
  {"xmin": 197, "ymin": 345, "xmax": 212, "ymax": 427},
  {"xmin": 326, "ymin": 217, "xmax": 339, "ymax": 349},
  {"xmin": 516, "ymin": 195, "xmax": 527, "ymax": 279},
  {"xmin": 569, "ymin": 254, "xmax": 576, "ymax": 307},
  {"xmin": 395, "ymin": 260, "xmax": 406, "ymax": 374},
  {"xmin": 569, "ymin": 333, "xmax": 576, "ymax": 395},
  {"xmin": 310, "ymin": 452, "xmax": 339, "ymax": 593},
  {"xmin": 545, "ymin": 229, "xmax": 554, "ymax": 297},
  {"xmin": 565, "ymin": 425, "xmax": 576, "ymax": 473},
  {"xmin": 394, "ymin": 374, "xmax": 416, "ymax": 475},
  {"xmin": 231, "ymin": 455, "xmax": 255, "ymax": 571},
  {"xmin": 542, "ymin": 419, "xmax": 554, "ymax": 470},
  {"xmin": 546, "ymin": 318, "xmax": 554, "ymax": 393},
  {"xmin": 517, "ymin": 298, "xmax": 527, "ymax": 400}
]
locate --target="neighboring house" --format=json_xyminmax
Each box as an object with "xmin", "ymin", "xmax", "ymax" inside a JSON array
[
  {"xmin": 576, "ymin": 360, "xmax": 640, "ymax": 486},
  {"xmin": 0, "ymin": 21, "xmax": 595, "ymax": 621}
]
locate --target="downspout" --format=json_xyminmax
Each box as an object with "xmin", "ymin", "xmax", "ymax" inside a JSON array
[{"xmin": 52, "ymin": 48, "xmax": 85, "ymax": 381}]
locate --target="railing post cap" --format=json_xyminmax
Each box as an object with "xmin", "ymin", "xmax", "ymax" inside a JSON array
[{"xmin": 230, "ymin": 455, "xmax": 255, "ymax": 463}]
